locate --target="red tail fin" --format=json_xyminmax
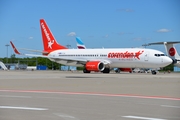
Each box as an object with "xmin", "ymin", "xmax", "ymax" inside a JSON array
[{"xmin": 40, "ymin": 19, "xmax": 67, "ymax": 52}]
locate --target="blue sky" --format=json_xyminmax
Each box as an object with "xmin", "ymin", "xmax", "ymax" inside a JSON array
[{"xmin": 0, "ymin": 0, "xmax": 180, "ymax": 58}]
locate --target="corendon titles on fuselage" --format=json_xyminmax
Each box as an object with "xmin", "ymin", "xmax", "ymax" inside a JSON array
[{"xmin": 108, "ymin": 50, "xmax": 144, "ymax": 60}]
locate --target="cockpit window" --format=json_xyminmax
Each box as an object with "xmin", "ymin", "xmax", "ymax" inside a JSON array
[{"xmin": 154, "ymin": 54, "xmax": 165, "ymax": 57}]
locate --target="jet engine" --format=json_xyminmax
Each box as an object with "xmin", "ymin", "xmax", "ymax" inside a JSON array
[
  {"xmin": 172, "ymin": 59, "xmax": 180, "ymax": 67},
  {"xmin": 85, "ymin": 61, "xmax": 105, "ymax": 71}
]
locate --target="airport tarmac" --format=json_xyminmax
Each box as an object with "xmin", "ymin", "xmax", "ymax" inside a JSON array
[{"xmin": 0, "ymin": 70, "xmax": 180, "ymax": 120}]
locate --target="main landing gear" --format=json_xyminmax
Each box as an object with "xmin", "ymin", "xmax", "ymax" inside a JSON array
[
  {"xmin": 151, "ymin": 70, "xmax": 157, "ymax": 75},
  {"xmin": 102, "ymin": 68, "xmax": 110, "ymax": 73},
  {"xmin": 83, "ymin": 68, "xmax": 90, "ymax": 73},
  {"xmin": 83, "ymin": 68, "xmax": 110, "ymax": 73}
]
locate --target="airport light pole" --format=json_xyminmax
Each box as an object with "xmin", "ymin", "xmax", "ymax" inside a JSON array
[
  {"xmin": 5, "ymin": 44, "xmax": 10, "ymax": 63},
  {"xmin": 66, "ymin": 44, "xmax": 71, "ymax": 48},
  {"xmin": 66, "ymin": 44, "xmax": 71, "ymax": 71}
]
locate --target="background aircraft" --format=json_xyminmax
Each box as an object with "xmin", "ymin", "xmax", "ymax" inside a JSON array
[
  {"xmin": 10, "ymin": 19, "xmax": 172, "ymax": 75},
  {"xmin": 143, "ymin": 41, "xmax": 180, "ymax": 68},
  {"xmin": 76, "ymin": 37, "xmax": 86, "ymax": 49}
]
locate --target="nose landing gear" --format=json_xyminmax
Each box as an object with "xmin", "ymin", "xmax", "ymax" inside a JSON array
[{"xmin": 151, "ymin": 70, "xmax": 157, "ymax": 75}]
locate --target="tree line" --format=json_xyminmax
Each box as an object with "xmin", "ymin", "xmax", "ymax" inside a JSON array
[{"xmin": 0, "ymin": 54, "xmax": 65, "ymax": 70}]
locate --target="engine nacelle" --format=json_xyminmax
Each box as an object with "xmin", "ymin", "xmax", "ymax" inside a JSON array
[{"xmin": 85, "ymin": 61, "xmax": 105, "ymax": 71}]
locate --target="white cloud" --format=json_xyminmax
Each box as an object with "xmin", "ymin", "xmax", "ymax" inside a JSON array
[
  {"xmin": 67, "ymin": 32, "xmax": 76, "ymax": 36},
  {"xmin": 125, "ymin": 9, "xmax": 134, "ymax": 12},
  {"xmin": 157, "ymin": 28, "xmax": 171, "ymax": 33},
  {"xmin": 28, "ymin": 36, "xmax": 33, "ymax": 39},
  {"xmin": 133, "ymin": 37, "xmax": 142, "ymax": 41}
]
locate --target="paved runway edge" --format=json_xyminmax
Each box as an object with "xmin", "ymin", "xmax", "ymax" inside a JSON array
[{"xmin": 1, "ymin": 89, "xmax": 180, "ymax": 101}]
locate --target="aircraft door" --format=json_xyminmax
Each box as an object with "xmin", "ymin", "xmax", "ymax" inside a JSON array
[
  {"xmin": 144, "ymin": 52, "xmax": 149, "ymax": 61},
  {"xmin": 98, "ymin": 53, "xmax": 102, "ymax": 59}
]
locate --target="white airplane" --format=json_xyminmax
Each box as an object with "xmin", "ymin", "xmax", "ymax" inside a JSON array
[
  {"xmin": 10, "ymin": 19, "xmax": 172, "ymax": 75},
  {"xmin": 143, "ymin": 41, "xmax": 180, "ymax": 67}
]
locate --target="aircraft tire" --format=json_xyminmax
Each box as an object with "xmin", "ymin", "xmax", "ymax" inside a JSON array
[
  {"xmin": 83, "ymin": 69, "xmax": 90, "ymax": 73},
  {"xmin": 102, "ymin": 68, "xmax": 110, "ymax": 73},
  {"xmin": 151, "ymin": 70, "xmax": 157, "ymax": 75}
]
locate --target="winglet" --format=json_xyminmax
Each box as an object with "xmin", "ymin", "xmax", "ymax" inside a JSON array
[{"xmin": 10, "ymin": 41, "xmax": 21, "ymax": 55}]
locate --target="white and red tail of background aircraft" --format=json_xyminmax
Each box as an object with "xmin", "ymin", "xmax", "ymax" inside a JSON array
[
  {"xmin": 144, "ymin": 41, "xmax": 180, "ymax": 67},
  {"xmin": 10, "ymin": 19, "xmax": 172, "ymax": 75}
]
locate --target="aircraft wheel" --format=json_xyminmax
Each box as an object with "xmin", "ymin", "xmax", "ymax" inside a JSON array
[
  {"xmin": 151, "ymin": 70, "xmax": 157, "ymax": 75},
  {"xmin": 102, "ymin": 68, "xmax": 110, "ymax": 73},
  {"xmin": 83, "ymin": 68, "xmax": 90, "ymax": 73},
  {"xmin": 115, "ymin": 69, "xmax": 120, "ymax": 73}
]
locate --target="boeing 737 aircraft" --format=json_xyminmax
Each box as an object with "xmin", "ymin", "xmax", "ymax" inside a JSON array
[
  {"xmin": 10, "ymin": 19, "xmax": 172, "ymax": 75},
  {"xmin": 143, "ymin": 41, "xmax": 180, "ymax": 67}
]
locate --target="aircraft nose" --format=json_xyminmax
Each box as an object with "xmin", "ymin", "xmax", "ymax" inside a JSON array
[{"xmin": 164, "ymin": 56, "xmax": 173, "ymax": 66}]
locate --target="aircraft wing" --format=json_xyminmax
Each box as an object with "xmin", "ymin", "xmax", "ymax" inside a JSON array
[{"xmin": 142, "ymin": 41, "xmax": 180, "ymax": 46}]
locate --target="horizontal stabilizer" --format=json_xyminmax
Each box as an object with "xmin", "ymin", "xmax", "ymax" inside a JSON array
[
  {"xmin": 19, "ymin": 48, "xmax": 49, "ymax": 54},
  {"xmin": 142, "ymin": 41, "xmax": 180, "ymax": 46}
]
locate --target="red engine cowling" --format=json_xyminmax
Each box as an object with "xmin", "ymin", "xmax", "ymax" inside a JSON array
[{"xmin": 85, "ymin": 61, "xmax": 105, "ymax": 71}]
